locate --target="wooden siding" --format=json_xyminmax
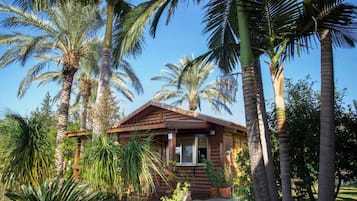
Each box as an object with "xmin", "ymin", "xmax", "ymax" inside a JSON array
[
  {"xmin": 208, "ymin": 134, "xmax": 221, "ymax": 167},
  {"xmin": 223, "ymin": 130, "xmax": 247, "ymax": 179},
  {"xmin": 123, "ymin": 107, "xmax": 195, "ymax": 125}
]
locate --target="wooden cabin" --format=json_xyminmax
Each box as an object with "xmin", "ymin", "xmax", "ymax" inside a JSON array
[{"xmin": 66, "ymin": 100, "xmax": 246, "ymax": 194}]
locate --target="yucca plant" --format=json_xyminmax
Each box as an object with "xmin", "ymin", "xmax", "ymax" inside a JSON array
[
  {"xmin": 82, "ymin": 137, "xmax": 121, "ymax": 194},
  {"xmin": 119, "ymin": 135, "xmax": 168, "ymax": 196},
  {"xmin": 0, "ymin": 112, "xmax": 54, "ymax": 189},
  {"xmin": 5, "ymin": 174, "xmax": 117, "ymax": 201}
]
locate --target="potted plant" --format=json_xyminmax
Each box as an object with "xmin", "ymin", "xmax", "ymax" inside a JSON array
[
  {"xmin": 219, "ymin": 166, "xmax": 233, "ymax": 198},
  {"xmin": 205, "ymin": 161, "xmax": 224, "ymax": 197},
  {"xmin": 205, "ymin": 160, "xmax": 232, "ymax": 198}
]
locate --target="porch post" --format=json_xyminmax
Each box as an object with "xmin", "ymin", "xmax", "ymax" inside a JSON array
[
  {"xmin": 73, "ymin": 137, "xmax": 82, "ymax": 180},
  {"xmin": 168, "ymin": 131, "xmax": 176, "ymax": 162}
]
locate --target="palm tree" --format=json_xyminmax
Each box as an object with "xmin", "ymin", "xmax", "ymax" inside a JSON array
[
  {"xmin": 151, "ymin": 56, "xmax": 234, "ymax": 114},
  {"xmin": 72, "ymin": 63, "xmax": 143, "ymax": 130},
  {"xmin": 299, "ymin": 1, "xmax": 357, "ymax": 200},
  {"xmin": 0, "ymin": 1, "xmax": 103, "ymax": 176},
  {"xmin": 206, "ymin": 1, "xmax": 356, "ymax": 200},
  {"xmin": 15, "ymin": 0, "xmax": 137, "ymax": 138},
  {"xmin": 235, "ymin": 2, "xmax": 273, "ymax": 200},
  {"xmin": 203, "ymin": 0, "xmax": 300, "ymax": 199},
  {"xmin": 0, "ymin": 112, "xmax": 53, "ymax": 188},
  {"xmin": 91, "ymin": 0, "xmax": 134, "ymax": 137}
]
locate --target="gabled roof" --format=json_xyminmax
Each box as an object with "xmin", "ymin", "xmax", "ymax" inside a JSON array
[
  {"xmin": 66, "ymin": 100, "xmax": 246, "ymax": 137},
  {"xmin": 113, "ymin": 100, "xmax": 245, "ymax": 131}
]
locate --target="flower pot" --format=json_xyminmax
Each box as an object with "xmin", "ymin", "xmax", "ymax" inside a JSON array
[
  {"xmin": 219, "ymin": 186, "xmax": 232, "ymax": 198},
  {"xmin": 210, "ymin": 186, "xmax": 219, "ymax": 197}
]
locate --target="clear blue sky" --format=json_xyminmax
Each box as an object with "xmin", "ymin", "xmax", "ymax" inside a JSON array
[{"xmin": 0, "ymin": 1, "xmax": 356, "ymax": 126}]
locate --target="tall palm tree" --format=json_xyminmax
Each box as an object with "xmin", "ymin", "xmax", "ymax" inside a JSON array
[
  {"xmin": 151, "ymin": 55, "xmax": 234, "ymax": 113},
  {"xmin": 92, "ymin": 0, "xmax": 133, "ymax": 137},
  {"xmin": 0, "ymin": 112, "xmax": 53, "ymax": 188},
  {"xmin": 236, "ymin": 2, "xmax": 272, "ymax": 200},
  {"xmin": 202, "ymin": 0, "xmax": 355, "ymax": 199},
  {"xmin": 299, "ymin": 1, "xmax": 357, "ymax": 200},
  {"xmin": 202, "ymin": 0, "xmax": 302, "ymax": 199},
  {"xmin": 15, "ymin": 0, "xmax": 137, "ymax": 137},
  {"xmin": 0, "ymin": 1, "xmax": 103, "ymax": 176}
]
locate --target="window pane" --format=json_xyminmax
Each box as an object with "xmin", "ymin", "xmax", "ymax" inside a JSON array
[
  {"xmin": 175, "ymin": 146, "xmax": 181, "ymax": 163},
  {"xmin": 182, "ymin": 138, "xmax": 193, "ymax": 163},
  {"xmin": 197, "ymin": 137, "xmax": 208, "ymax": 163}
]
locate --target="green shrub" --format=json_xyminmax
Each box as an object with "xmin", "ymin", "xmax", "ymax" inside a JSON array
[
  {"xmin": 5, "ymin": 175, "xmax": 117, "ymax": 201},
  {"xmin": 234, "ymin": 148, "xmax": 254, "ymax": 200},
  {"xmin": 160, "ymin": 182, "xmax": 190, "ymax": 201}
]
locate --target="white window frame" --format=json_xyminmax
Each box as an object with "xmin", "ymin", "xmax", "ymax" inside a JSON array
[{"xmin": 174, "ymin": 135, "xmax": 208, "ymax": 166}]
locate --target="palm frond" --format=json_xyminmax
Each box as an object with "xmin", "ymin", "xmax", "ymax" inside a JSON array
[
  {"xmin": 114, "ymin": 59, "xmax": 144, "ymax": 95},
  {"xmin": 152, "ymin": 55, "xmax": 234, "ymax": 113}
]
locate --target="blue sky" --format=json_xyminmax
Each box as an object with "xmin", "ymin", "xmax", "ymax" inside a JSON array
[{"xmin": 0, "ymin": 1, "xmax": 356, "ymax": 126}]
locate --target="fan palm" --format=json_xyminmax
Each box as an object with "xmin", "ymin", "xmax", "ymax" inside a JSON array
[
  {"xmin": 151, "ymin": 56, "xmax": 234, "ymax": 114},
  {"xmin": 298, "ymin": 1, "xmax": 357, "ymax": 200},
  {"xmin": 0, "ymin": 1, "xmax": 103, "ymax": 176},
  {"xmin": 0, "ymin": 113, "xmax": 53, "ymax": 188}
]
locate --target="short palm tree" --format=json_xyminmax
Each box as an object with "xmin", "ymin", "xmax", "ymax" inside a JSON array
[
  {"xmin": 151, "ymin": 56, "xmax": 234, "ymax": 114},
  {"xmin": 0, "ymin": 1, "xmax": 103, "ymax": 176},
  {"xmin": 0, "ymin": 113, "xmax": 53, "ymax": 188}
]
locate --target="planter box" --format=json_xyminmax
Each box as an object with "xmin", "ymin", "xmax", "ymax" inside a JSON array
[
  {"xmin": 219, "ymin": 186, "xmax": 232, "ymax": 198},
  {"xmin": 210, "ymin": 186, "xmax": 219, "ymax": 197}
]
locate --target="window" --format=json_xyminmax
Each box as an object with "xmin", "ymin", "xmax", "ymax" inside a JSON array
[{"xmin": 175, "ymin": 135, "xmax": 208, "ymax": 165}]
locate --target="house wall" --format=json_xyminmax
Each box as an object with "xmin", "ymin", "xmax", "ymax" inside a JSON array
[
  {"xmin": 126, "ymin": 108, "xmax": 192, "ymax": 124},
  {"xmin": 223, "ymin": 129, "xmax": 247, "ymax": 180},
  {"xmin": 156, "ymin": 127, "xmax": 247, "ymax": 194}
]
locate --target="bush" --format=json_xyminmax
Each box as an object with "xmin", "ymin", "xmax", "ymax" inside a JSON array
[
  {"xmin": 160, "ymin": 182, "xmax": 191, "ymax": 201},
  {"xmin": 5, "ymin": 174, "xmax": 117, "ymax": 201}
]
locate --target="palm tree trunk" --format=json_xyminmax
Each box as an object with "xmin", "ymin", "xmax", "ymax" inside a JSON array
[
  {"xmin": 237, "ymin": 3, "xmax": 270, "ymax": 200},
  {"xmin": 55, "ymin": 65, "xmax": 77, "ymax": 176},
  {"xmin": 93, "ymin": 0, "xmax": 114, "ymax": 137},
  {"xmin": 80, "ymin": 81, "xmax": 91, "ymax": 130},
  {"xmin": 271, "ymin": 67, "xmax": 292, "ymax": 201},
  {"xmin": 318, "ymin": 29, "xmax": 335, "ymax": 201},
  {"xmin": 255, "ymin": 57, "xmax": 279, "ymax": 200}
]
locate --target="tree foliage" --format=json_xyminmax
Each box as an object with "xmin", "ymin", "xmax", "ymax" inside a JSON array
[
  {"xmin": 268, "ymin": 77, "xmax": 357, "ymax": 199},
  {"xmin": 152, "ymin": 55, "xmax": 235, "ymax": 114}
]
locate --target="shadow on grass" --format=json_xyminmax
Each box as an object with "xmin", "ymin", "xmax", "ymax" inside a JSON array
[{"xmin": 336, "ymin": 184, "xmax": 357, "ymax": 201}]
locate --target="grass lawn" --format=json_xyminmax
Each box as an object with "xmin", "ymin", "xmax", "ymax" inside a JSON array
[{"xmin": 336, "ymin": 185, "xmax": 357, "ymax": 201}]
